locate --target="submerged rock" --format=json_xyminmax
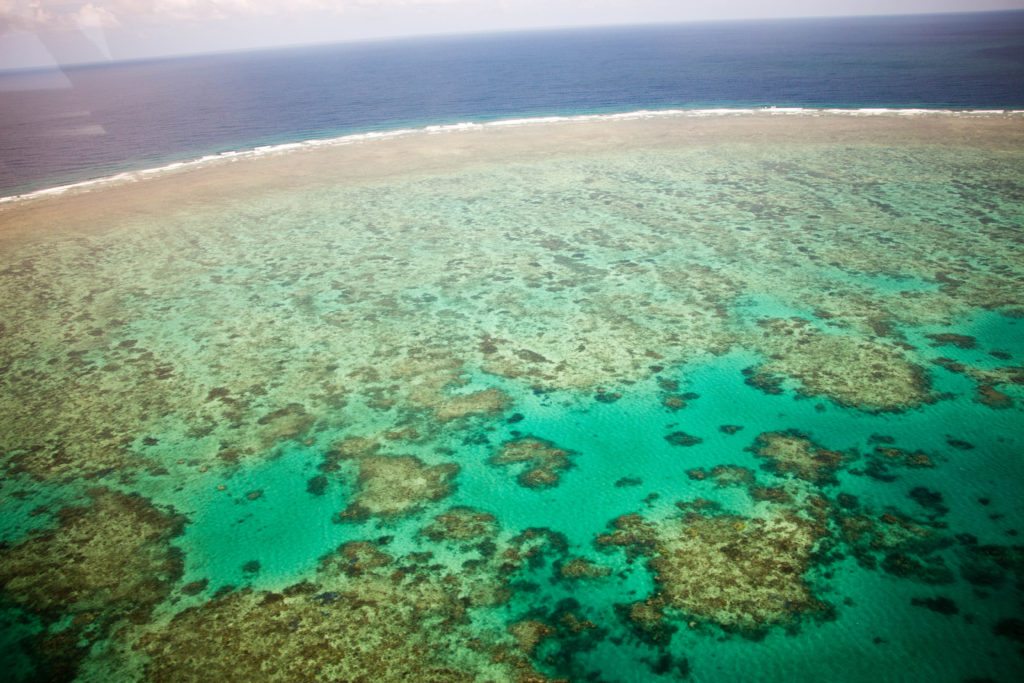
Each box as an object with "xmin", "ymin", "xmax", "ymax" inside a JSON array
[
  {"xmin": 910, "ymin": 596, "xmax": 959, "ymax": 615},
  {"xmin": 665, "ymin": 431, "xmax": 703, "ymax": 448}
]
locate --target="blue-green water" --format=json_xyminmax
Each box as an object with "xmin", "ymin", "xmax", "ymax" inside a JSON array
[{"xmin": 1, "ymin": 114, "xmax": 1022, "ymax": 681}]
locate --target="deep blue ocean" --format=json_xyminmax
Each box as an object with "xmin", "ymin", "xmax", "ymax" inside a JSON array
[{"xmin": 0, "ymin": 10, "xmax": 1023, "ymax": 196}]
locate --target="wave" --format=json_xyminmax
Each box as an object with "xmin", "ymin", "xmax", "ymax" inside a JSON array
[{"xmin": 3, "ymin": 107, "xmax": 1023, "ymax": 206}]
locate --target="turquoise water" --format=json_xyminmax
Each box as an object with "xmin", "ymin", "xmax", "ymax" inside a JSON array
[{"xmin": 1, "ymin": 119, "xmax": 1023, "ymax": 680}]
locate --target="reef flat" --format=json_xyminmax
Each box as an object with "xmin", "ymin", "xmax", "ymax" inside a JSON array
[{"xmin": 1, "ymin": 113, "xmax": 1023, "ymax": 681}]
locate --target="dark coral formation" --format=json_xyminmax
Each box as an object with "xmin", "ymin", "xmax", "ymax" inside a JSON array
[
  {"xmin": 910, "ymin": 596, "xmax": 959, "ymax": 615},
  {"xmin": 686, "ymin": 465, "xmax": 756, "ymax": 489},
  {"xmin": 615, "ymin": 599, "xmax": 677, "ymax": 646},
  {"xmin": 421, "ymin": 507, "xmax": 499, "ymax": 543},
  {"xmin": 131, "ymin": 516, "xmax": 583, "ymax": 682},
  {"xmin": 834, "ymin": 491, "xmax": 1024, "ymax": 602},
  {"xmin": 557, "ymin": 557, "xmax": 612, "ymax": 580},
  {"xmin": 957, "ymin": 542, "xmax": 1024, "ymax": 591},
  {"xmin": 742, "ymin": 365, "xmax": 786, "ymax": 396},
  {"xmin": 512, "ymin": 598, "xmax": 606, "ymax": 679},
  {"xmin": 306, "ymin": 474, "xmax": 329, "ymax": 496},
  {"xmin": 0, "ymin": 489, "xmax": 184, "ymax": 679},
  {"xmin": 994, "ymin": 617, "xmax": 1024, "ymax": 647},
  {"xmin": 322, "ymin": 541, "xmax": 395, "ymax": 577},
  {"xmin": 659, "ymin": 382, "xmax": 699, "ymax": 412},
  {"xmin": 137, "ymin": 583, "xmax": 520, "ymax": 682},
  {"xmin": 930, "ymin": 357, "xmax": 1023, "ymax": 410},
  {"xmin": 977, "ymin": 385, "xmax": 1013, "ymax": 409},
  {"xmin": 925, "ymin": 333, "xmax": 977, "ymax": 350},
  {"xmin": 491, "ymin": 437, "xmax": 577, "ymax": 489},
  {"xmin": 854, "ymin": 438, "xmax": 936, "ymax": 482},
  {"xmin": 837, "ymin": 505, "xmax": 955, "ymax": 584},
  {"xmin": 0, "ymin": 489, "xmax": 184, "ymax": 619},
  {"xmin": 908, "ymin": 487, "xmax": 949, "ymax": 516},
  {"xmin": 664, "ymin": 431, "xmax": 703, "ymax": 448}
]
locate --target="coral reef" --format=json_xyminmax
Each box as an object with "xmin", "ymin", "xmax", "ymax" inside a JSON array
[
  {"xmin": 557, "ymin": 557, "xmax": 612, "ymax": 580},
  {"xmin": 436, "ymin": 388, "xmax": 512, "ymax": 422},
  {"xmin": 665, "ymin": 431, "xmax": 703, "ymax": 447},
  {"xmin": 836, "ymin": 505, "xmax": 954, "ymax": 584},
  {"xmin": 746, "ymin": 318, "xmax": 931, "ymax": 411},
  {"xmin": 925, "ymin": 333, "xmax": 977, "ymax": 349},
  {"xmin": 910, "ymin": 596, "xmax": 958, "ymax": 615},
  {"xmin": 615, "ymin": 598, "xmax": 677, "ymax": 646},
  {"xmin": 509, "ymin": 620, "xmax": 555, "ymax": 656},
  {"xmin": 994, "ymin": 617, "xmax": 1024, "ymax": 650},
  {"xmin": 853, "ymin": 437, "xmax": 936, "ymax": 482},
  {"xmin": 491, "ymin": 437, "xmax": 577, "ymax": 489},
  {"xmin": 931, "ymin": 357, "xmax": 1023, "ymax": 409},
  {"xmin": 956, "ymin": 542, "xmax": 1024, "ymax": 591},
  {"xmin": 1, "ymin": 116, "xmax": 1022, "ymax": 679},
  {"xmin": 421, "ymin": 507, "xmax": 499, "ymax": 543},
  {"xmin": 136, "ymin": 579, "xmax": 536, "ymax": 682},
  {"xmin": 0, "ymin": 489, "xmax": 184, "ymax": 619},
  {"xmin": 658, "ymin": 381, "xmax": 699, "ymax": 412},
  {"xmin": 340, "ymin": 454, "xmax": 459, "ymax": 520},
  {"xmin": 597, "ymin": 506, "xmax": 829, "ymax": 634},
  {"xmin": 513, "ymin": 598, "xmax": 606, "ymax": 679},
  {"xmin": 130, "ymin": 514, "xmax": 581, "ymax": 681},
  {"xmin": 686, "ymin": 465, "xmax": 756, "ymax": 488},
  {"xmin": 0, "ymin": 489, "xmax": 184, "ymax": 679},
  {"xmin": 751, "ymin": 430, "xmax": 845, "ymax": 485}
]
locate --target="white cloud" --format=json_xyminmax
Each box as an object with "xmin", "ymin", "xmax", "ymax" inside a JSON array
[
  {"xmin": 1, "ymin": 0, "xmax": 476, "ymax": 30},
  {"xmin": 75, "ymin": 3, "xmax": 120, "ymax": 28},
  {"xmin": 4, "ymin": 1, "xmax": 1023, "ymax": 46}
]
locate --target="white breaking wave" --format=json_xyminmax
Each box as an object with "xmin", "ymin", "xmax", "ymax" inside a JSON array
[{"xmin": 2, "ymin": 107, "xmax": 1022, "ymax": 206}]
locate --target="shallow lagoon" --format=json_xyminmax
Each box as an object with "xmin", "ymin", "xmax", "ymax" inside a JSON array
[{"xmin": 1, "ymin": 113, "xmax": 1023, "ymax": 681}]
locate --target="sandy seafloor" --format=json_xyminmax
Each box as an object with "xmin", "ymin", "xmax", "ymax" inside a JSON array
[{"xmin": 1, "ymin": 112, "xmax": 1023, "ymax": 681}]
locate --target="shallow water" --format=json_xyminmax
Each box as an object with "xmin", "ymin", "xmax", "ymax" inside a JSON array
[{"xmin": 1, "ymin": 119, "xmax": 1023, "ymax": 681}]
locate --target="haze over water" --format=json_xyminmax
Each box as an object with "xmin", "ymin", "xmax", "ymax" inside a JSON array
[{"xmin": 1, "ymin": 11, "xmax": 1023, "ymax": 683}]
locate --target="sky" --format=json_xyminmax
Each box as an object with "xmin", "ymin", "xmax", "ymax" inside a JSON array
[{"xmin": 1, "ymin": 1, "xmax": 1023, "ymax": 70}]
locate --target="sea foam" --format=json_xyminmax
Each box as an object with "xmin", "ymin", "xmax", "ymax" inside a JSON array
[{"xmin": 2, "ymin": 107, "xmax": 1021, "ymax": 206}]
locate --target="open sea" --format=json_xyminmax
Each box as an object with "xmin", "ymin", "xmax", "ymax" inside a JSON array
[
  {"xmin": 1, "ymin": 10, "xmax": 1024, "ymax": 683},
  {"xmin": 2, "ymin": 11, "xmax": 1024, "ymax": 197}
]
